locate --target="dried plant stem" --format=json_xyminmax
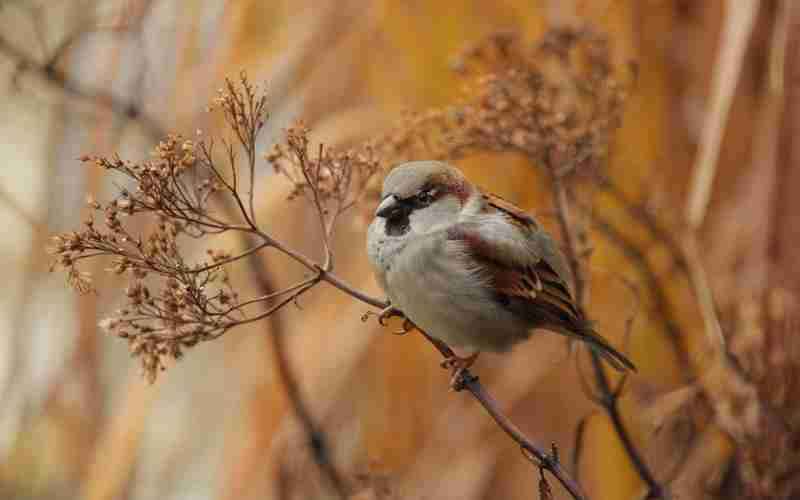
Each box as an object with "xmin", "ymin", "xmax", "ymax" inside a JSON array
[
  {"xmin": 244, "ymin": 227, "xmax": 586, "ymax": 497},
  {"xmin": 683, "ymin": 0, "xmax": 759, "ymax": 354},
  {"xmin": 548, "ymin": 174, "xmax": 664, "ymax": 498},
  {"xmin": 550, "ymin": 171, "xmax": 587, "ymax": 305},
  {"xmin": 682, "ymin": 238, "xmax": 726, "ymax": 349},
  {"xmin": 578, "ymin": 191, "xmax": 690, "ymax": 370},
  {"xmin": 48, "ymin": 54, "xmax": 600, "ymax": 499},
  {"xmin": 588, "ymin": 355, "xmax": 664, "ymax": 499},
  {"xmin": 251, "ymin": 228, "xmax": 385, "ymax": 308},
  {"xmin": 686, "ymin": 0, "xmax": 759, "ymax": 229},
  {"xmin": 419, "ymin": 332, "xmax": 587, "ymax": 500},
  {"xmin": 219, "ymin": 194, "xmax": 347, "ymax": 498},
  {"xmin": 0, "ymin": 34, "xmax": 165, "ymax": 140},
  {"xmin": 213, "ymin": 225, "xmax": 586, "ymax": 498},
  {"xmin": 235, "ymin": 208, "xmax": 585, "ymax": 496}
]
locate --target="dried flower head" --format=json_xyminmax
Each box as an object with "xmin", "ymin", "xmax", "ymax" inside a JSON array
[
  {"xmin": 376, "ymin": 28, "xmax": 629, "ymax": 180},
  {"xmin": 51, "ymin": 74, "xmax": 380, "ymax": 382}
]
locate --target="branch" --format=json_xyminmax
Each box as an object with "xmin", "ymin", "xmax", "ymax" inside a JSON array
[
  {"xmin": 216, "ymin": 197, "xmax": 347, "ymax": 498},
  {"xmin": 215, "ymin": 206, "xmax": 587, "ymax": 499},
  {"xmin": 685, "ymin": 0, "xmax": 759, "ymax": 229},
  {"xmin": 548, "ymin": 173, "xmax": 665, "ymax": 498},
  {"xmin": 575, "ymin": 196, "xmax": 690, "ymax": 371},
  {"xmin": 418, "ymin": 331, "xmax": 587, "ymax": 500},
  {"xmin": 549, "ymin": 169, "xmax": 587, "ymax": 305},
  {"xmin": 0, "ymin": 33, "xmax": 165, "ymax": 140},
  {"xmin": 50, "ymin": 72, "xmax": 587, "ymax": 499},
  {"xmin": 250, "ymin": 234, "xmax": 587, "ymax": 498}
]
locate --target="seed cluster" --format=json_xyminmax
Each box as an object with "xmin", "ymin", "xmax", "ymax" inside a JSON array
[
  {"xmin": 50, "ymin": 73, "xmax": 382, "ymax": 382},
  {"xmin": 376, "ymin": 29, "xmax": 629, "ymax": 178}
]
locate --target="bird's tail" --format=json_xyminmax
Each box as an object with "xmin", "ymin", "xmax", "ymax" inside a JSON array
[
  {"xmin": 528, "ymin": 290, "xmax": 637, "ymax": 372},
  {"xmin": 571, "ymin": 319, "xmax": 637, "ymax": 372}
]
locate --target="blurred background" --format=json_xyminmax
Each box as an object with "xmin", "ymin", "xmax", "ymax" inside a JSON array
[{"xmin": 0, "ymin": 1, "xmax": 797, "ymax": 499}]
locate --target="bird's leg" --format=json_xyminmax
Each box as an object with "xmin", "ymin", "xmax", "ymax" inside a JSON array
[
  {"xmin": 394, "ymin": 317, "xmax": 416, "ymax": 336},
  {"xmin": 440, "ymin": 352, "xmax": 480, "ymax": 390},
  {"xmin": 376, "ymin": 305, "xmax": 402, "ymax": 325},
  {"xmin": 362, "ymin": 305, "xmax": 415, "ymax": 335},
  {"xmin": 362, "ymin": 304, "xmax": 400, "ymax": 325}
]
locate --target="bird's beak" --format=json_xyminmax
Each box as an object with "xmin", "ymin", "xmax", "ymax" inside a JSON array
[{"xmin": 375, "ymin": 194, "xmax": 400, "ymax": 218}]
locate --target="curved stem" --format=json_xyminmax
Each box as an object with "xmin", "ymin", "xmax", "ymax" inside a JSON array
[
  {"xmin": 419, "ymin": 332, "xmax": 587, "ymax": 500},
  {"xmin": 548, "ymin": 168, "xmax": 663, "ymax": 498}
]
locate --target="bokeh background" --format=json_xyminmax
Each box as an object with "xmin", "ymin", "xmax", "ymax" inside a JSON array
[{"xmin": 0, "ymin": 1, "xmax": 796, "ymax": 499}]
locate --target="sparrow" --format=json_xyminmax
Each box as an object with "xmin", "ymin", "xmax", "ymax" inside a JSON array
[{"xmin": 366, "ymin": 160, "xmax": 635, "ymax": 385}]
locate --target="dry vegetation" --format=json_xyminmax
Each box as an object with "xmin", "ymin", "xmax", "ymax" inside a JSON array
[{"xmin": 1, "ymin": 1, "xmax": 798, "ymax": 499}]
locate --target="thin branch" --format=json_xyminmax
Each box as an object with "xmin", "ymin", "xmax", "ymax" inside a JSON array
[
  {"xmin": 0, "ymin": 33, "xmax": 165, "ymax": 140},
  {"xmin": 298, "ymin": 143, "xmax": 333, "ymax": 271},
  {"xmin": 685, "ymin": 0, "xmax": 760, "ymax": 228},
  {"xmin": 217, "ymin": 197, "xmax": 347, "ymax": 498},
  {"xmin": 550, "ymin": 170, "xmax": 587, "ymax": 305},
  {"xmin": 51, "ymin": 69, "xmax": 587, "ymax": 500},
  {"xmin": 185, "ymin": 241, "xmax": 271, "ymax": 274},
  {"xmin": 589, "ymin": 354, "xmax": 665, "ymax": 498},
  {"xmin": 683, "ymin": 0, "xmax": 759, "ymax": 354},
  {"xmin": 571, "ymin": 413, "xmax": 593, "ymax": 484},
  {"xmin": 0, "ymin": 184, "xmax": 41, "ymax": 227},
  {"xmin": 682, "ymin": 237, "xmax": 726, "ymax": 349},
  {"xmin": 595, "ymin": 176, "xmax": 688, "ymax": 275},
  {"xmin": 577, "ymin": 201, "xmax": 690, "ymax": 371},
  {"xmin": 418, "ymin": 332, "xmax": 588, "ymax": 500},
  {"xmin": 548, "ymin": 174, "xmax": 665, "ymax": 498}
]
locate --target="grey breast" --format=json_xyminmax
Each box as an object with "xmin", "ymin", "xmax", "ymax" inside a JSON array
[{"xmin": 384, "ymin": 230, "xmax": 528, "ymax": 352}]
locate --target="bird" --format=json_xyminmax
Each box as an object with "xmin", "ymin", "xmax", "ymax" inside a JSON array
[{"xmin": 366, "ymin": 160, "xmax": 635, "ymax": 386}]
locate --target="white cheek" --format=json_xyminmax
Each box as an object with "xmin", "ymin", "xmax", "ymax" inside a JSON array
[{"xmin": 408, "ymin": 196, "xmax": 461, "ymax": 233}]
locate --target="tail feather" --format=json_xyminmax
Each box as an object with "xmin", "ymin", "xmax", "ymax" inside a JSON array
[
  {"xmin": 511, "ymin": 287, "xmax": 637, "ymax": 372},
  {"xmin": 564, "ymin": 318, "xmax": 636, "ymax": 372},
  {"xmin": 580, "ymin": 327, "xmax": 636, "ymax": 372}
]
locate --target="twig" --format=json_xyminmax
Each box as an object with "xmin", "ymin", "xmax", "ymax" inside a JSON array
[
  {"xmin": 548, "ymin": 172, "xmax": 665, "ymax": 498},
  {"xmin": 685, "ymin": 0, "xmax": 759, "ymax": 228},
  {"xmin": 594, "ymin": 176, "xmax": 688, "ymax": 275},
  {"xmin": 0, "ymin": 33, "xmax": 165, "ymax": 140},
  {"xmin": 571, "ymin": 413, "xmax": 592, "ymax": 484},
  {"xmin": 246, "ymin": 234, "xmax": 588, "ymax": 498},
  {"xmin": 576, "ymin": 201, "xmax": 689, "ymax": 371},
  {"xmin": 227, "ymin": 212, "xmax": 589, "ymax": 498},
  {"xmin": 250, "ymin": 261, "xmax": 347, "ymax": 497},
  {"xmin": 589, "ymin": 354, "xmax": 665, "ymax": 499},
  {"xmin": 50, "ymin": 73, "xmax": 588, "ymax": 500},
  {"xmin": 218, "ymin": 198, "xmax": 348, "ymax": 499},
  {"xmin": 217, "ymin": 205, "xmax": 588, "ymax": 499},
  {"xmin": 683, "ymin": 1, "xmax": 759, "ymax": 354},
  {"xmin": 0, "ymin": 185, "xmax": 40, "ymax": 227},
  {"xmin": 418, "ymin": 332, "xmax": 588, "ymax": 500},
  {"xmin": 682, "ymin": 237, "xmax": 726, "ymax": 349},
  {"xmin": 550, "ymin": 169, "xmax": 587, "ymax": 305}
]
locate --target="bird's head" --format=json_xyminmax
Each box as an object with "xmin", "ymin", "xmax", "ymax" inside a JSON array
[{"xmin": 374, "ymin": 161, "xmax": 475, "ymax": 236}]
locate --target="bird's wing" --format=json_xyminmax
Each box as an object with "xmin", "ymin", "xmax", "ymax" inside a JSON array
[
  {"xmin": 482, "ymin": 192, "xmax": 539, "ymax": 228},
  {"xmin": 446, "ymin": 217, "xmax": 580, "ymax": 325},
  {"xmin": 449, "ymin": 192, "xmax": 635, "ymax": 371}
]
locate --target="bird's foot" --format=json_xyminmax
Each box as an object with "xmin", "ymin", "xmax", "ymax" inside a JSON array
[
  {"xmin": 440, "ymin": 352, "xmax": 480, "ymax": 391},
  {"xmin": 393, "ymin": 318, "xmax": 416, "ymax": 336},
  {"xmin": 376, "ymin": 305, "xmax": 402, "ymax": 325},
  {"xmin": 362, "ymin": 305, "xmax": 414, "ymax": 335}
]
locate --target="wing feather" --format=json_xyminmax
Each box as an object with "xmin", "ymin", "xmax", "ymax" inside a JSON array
[
  {"xmin": 449, "ymin": 192, "xmax": 636, "ymax": 372},
  {"xmin": 482, "ymin": 192, "xmax": 539, "ymax": 228}
]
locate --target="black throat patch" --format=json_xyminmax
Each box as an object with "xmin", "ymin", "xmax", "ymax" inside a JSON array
[{"xmin": 385, "ymin": 213, "xmax": 411, "ymax": 236}]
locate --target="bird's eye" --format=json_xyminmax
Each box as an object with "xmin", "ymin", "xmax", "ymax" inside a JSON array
[{"xmin": 417, "ymin": 189, "xmax": 436, "ymax": 205}]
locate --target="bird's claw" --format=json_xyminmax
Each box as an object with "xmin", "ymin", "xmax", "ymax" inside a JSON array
[
  {"xmin": 377, "ymin": 305, "xmax": 403, "ymax": 326},
  {"xmin": 363, "ymin": 305, "xmax": 414, "ymax": 335},
  {"xmin": 440, "ymin": 353, "xmax": 480, "ymax": 391},
  {"xmin": 391, "ymin": 318, "xmax": 416, "ymax": 336}
]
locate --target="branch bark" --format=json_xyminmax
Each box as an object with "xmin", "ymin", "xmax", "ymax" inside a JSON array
[{"xmin": 549, "ymin": 172, "xmax": 665, "ymax": 498}]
